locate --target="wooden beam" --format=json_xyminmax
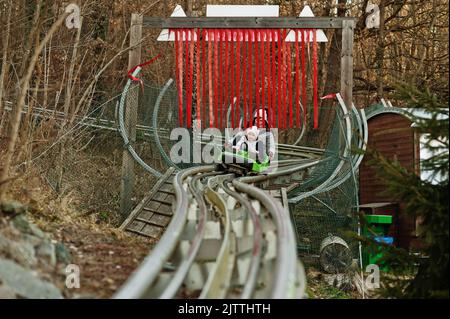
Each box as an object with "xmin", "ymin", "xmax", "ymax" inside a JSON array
[
  {"xmin": 120, "ymin": 13, "xmax": 143, "ymax": 218},
  {"xmin": 142, "ymin": 17, "xmax": 356, "ymax": 29},
  {"xmin": 340, "ymin": 19, "xmax": 354, "ymax": 110}
]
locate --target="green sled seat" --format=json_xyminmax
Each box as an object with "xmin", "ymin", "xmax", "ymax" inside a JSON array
[{"xmin": 220, "ymin": 150, "xmax": 270, "ymax": 175}]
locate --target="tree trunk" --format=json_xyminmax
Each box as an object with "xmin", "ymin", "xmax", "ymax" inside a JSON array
[
  {"xmin": 0, "ymin": 0, "xmax": 13, "ymax": 134},
  {"xmin": 376, "ymin": 0, "xmax": 385, "ymax": 98},
  {"xmin": 316, "ymin": 0, "xmax": 347, "ymax": 148},
  {"xmin": 19, "ymin": 0, "xmax": 43, "ymax": 79},
  {"xmin": 185, "ymin": 0, "xmax": 192, "ymax": 16}
]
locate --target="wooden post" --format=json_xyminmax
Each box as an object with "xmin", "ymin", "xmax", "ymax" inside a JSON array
[
  {"xmin": 340, "ymin": 19, "xmax": 354, "ymax": 109},
  {"xmin": 120, "ymin": 13, "xmax": 142, "ymax": 218}
]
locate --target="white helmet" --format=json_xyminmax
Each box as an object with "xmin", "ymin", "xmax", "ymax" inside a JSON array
[
  {"xmin": 252, "ymin": 108, "xmax": 269, "ymax": 128},
  {"xmin": 253, "ymin": 108, "xmax": 268, "ymax": 122}
]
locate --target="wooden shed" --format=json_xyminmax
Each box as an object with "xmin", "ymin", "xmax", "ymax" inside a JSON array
[{"xmin": 359, "ymin": 107, "xmax": 420, "ymax": 250}]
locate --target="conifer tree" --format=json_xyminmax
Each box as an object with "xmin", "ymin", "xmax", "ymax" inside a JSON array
[{"xmin": 367, "ymin": 85, "xmax": 448, "ymax": 298}]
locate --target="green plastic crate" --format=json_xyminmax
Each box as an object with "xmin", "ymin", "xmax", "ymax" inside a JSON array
[{"xmin": 365, "ymin": 215, "xmax": 392, "ymax": 224}]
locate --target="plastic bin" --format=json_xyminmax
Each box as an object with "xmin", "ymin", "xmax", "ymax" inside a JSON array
[{"xmin": 362, "ymin": 214, "xmax": 393, "ymax": 270}]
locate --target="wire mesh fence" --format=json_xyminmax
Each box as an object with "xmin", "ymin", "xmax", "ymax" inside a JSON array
[{"xmin": 289, "ymin": 104, "xmax": 361, "ymax": 263}]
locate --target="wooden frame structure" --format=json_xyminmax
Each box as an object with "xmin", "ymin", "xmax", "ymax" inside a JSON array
[
  {"xmin": 143, "ymin": 16, "xmax": 354, "ymax": 29},
  {"xmin": 120, "ymin": 14, "xmax": 355, "ymax": 217}
]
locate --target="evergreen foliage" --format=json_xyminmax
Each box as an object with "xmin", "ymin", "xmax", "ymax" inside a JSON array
[{"xmin": 363, "ymin": 85, "xmax": 448, "ymax": 298}]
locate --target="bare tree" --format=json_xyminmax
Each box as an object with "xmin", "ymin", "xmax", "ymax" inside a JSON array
[
  {"xmin": 0, "ymin": 0, "xmax": 12, "ymax": 131},
  {"xmin": 0, "ymin": 11, "xmax": 68, "ymax": 200}
]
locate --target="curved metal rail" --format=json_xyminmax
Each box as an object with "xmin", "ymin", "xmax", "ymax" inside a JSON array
[
  {"xmin": 288, "ymin": 93, "xmax": 353, "ymax": 203},
  {"xmin": 115, "ymin": 87, "xmax": 369, "ymax": 299},
  {"xmin": 152, "ymin": 78, "xmax": 181, "ymax": 170},
  {"xmin": 114, "ymin": 165, "xmax": 215, "ymax": 298},
  {"xmin": 159, "ymin": 171, "xmax": 219, "ymax": 298},
  {"xmin": 115, "ymin": 164, "xmax": 308, "ymax": 299},
  {"xmin": 220, "ymin": 181, "xmax": 263, "ymax": 299},
  {"xmin": 317, "ymin": 106, "xmax": 367, "ymax": 194},
  {"xmin": 118, "ymin": 66, "xmax": 163, "ymax": 178},
  {"xmin": 232, "ymin": 179, "xmax": 303, "ymax": 298},
  {"xmin": 199, "ymin": 176, "xmax": 236, "ymax": 298}
]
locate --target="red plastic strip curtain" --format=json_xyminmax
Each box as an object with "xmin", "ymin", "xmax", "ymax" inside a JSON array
[
  {"xmin": 184, "ymin": 29, "xmax": 190, "ymax": 127},
  {"xmin": 313, "ymin": 29, "xmax": 318, "ymax": 129},
  {"xmin": 188, "ymin": 29, "xmax": 195, "ymax": 128},
  {"xmin": 214, "ymin": 29, "xmax": 219, "ymax": 128},
  {"xmin": 172, "ymin": 27, "xmax": 319, "ymax": 130},
  {"xmin": 218, "ymin": 30, "xmax": 223, "ymax": 128},
  {"xmin": 287, "ymin": 38, "xmax": 293, "ymax": 128},
  {"xmin": 277, "ymin": 29, "xmax": 282, "ymax": 128},
  {"xmin": 223, "ymin": 30, "xmax": 229, "ymax": 129},
  {"xmin": 281, "ymin": 29, "xmax": 287, "ymax": 129},
  {"xmin": 282, "ymin": 30, "xmax": 289, "ymax": 128},
  {"xmin": 201, "ymin": 29, "xmax": 206, "ymax": 128},
  {"xmin": 196, "ymin": 29, "xmax": 201, "ymax": 128},
  {"xmin": 220, "ymin": 30, "xmax": 225, "ymax": 129},
  {"xmin": 208, "ymin": 30, "xmax": 213, "ymax": 128},
  {"xmin": 183, "ymin": 29, "xmax": 188, "ymax": 127},
  {"xmin": 175, "ymin": 29, "xmax": 183, "ymax": 126},
  {"xmin": 271, "ymin": 30, "xmax": 276, "ymax": 128},
  {"xmin": 235, "ymin": 30, "xmax": 241, "ymax": 128},
  {"xmin": 242, "ymin": 30, "xmax": 248, "ymax": 128},
  {"xmin": 230, "ymin": 31, "xmax": 235, "ymax": 127},
  {"xmin": 185, "ymin": 29, "xmax": 190, "ymax": 127},
  {"xmin": 173, "ymin": 29, "xmax": 179, "ymax": 125},
  {"xmin": 279, "ymin": 30, "xmax": 283, "ymax": 129},
  {"xmin": 260, "ymin": 30, "xmax": 265, "ymax": 128},
  {"xmin": 301, "ymin": 29, "xmax": 307, "ymax": 126},
  {"xmin": 255, "ymin": 30, "xmax": 260, "ymax": 127},
  {"xmin": 266, "ymin": 30, "xmax": 271, "ymax": 129},
  {"xmin": 305, "ymin": 30, "xmax": 310, "ymax": 127},
  {"xmin": 248, "ymin": 30, "xmax": 254, "ymax": 128},
  {"xmin": 295, "ymin": 29, "xmax": 300, "ymax": 128}
]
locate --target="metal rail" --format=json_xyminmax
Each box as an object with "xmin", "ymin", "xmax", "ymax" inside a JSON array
[
  {"xmin": 2, "ymin": 101, "xmax": 171, "ymax": 138},
  {"xmin": 232, "ymin": 179, "xmax": 301, "ymax": 298},
  {"xmin": 114, "ymin": 90, "xmax": 354, "ymax": 298},
  {"xmin": 115, "ymin": 164, "xmax": 308, "ymax": 298},
  {"xmin": 220, "ymin": 181, "xmax": 263, "ymax": 299},
  {"xmin": 318, "ymin": 105, "xmax": 367, "ymax": 194},
  {"xmin": 115, "ymin": 87, "xmax": 368, "ymax": 299},
  {"xmin": 160, "ymin": 171, "xmax": 219, "ymax": 298},
  {"xmin": 152, "ymin": 78, "xmax": 181, "ymax": 170},
  {"xmin": 118, "ymin": 67, "xmax": 163, "ymax": 178},
  {"xmin": 200, "ymin": 176, "xmax": 236, "ymax": 298},
  {"xmin": 114, "ymin": 165, "xmax": 215, "ymax": 298},
  {"xmin": 288, "ymin": 93, "xmax": 352, "ymax": 203}
]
